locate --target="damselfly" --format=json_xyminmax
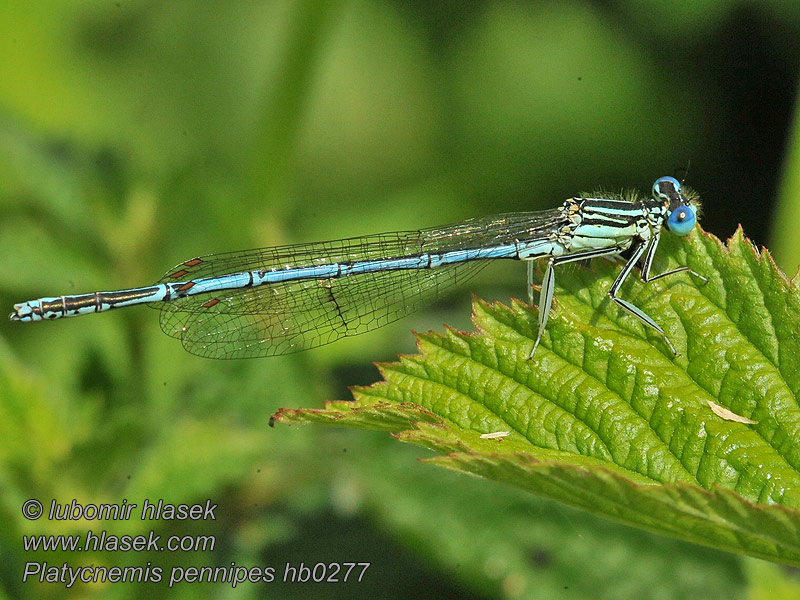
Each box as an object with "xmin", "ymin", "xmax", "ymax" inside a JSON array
[{"xmin": 10, "ymin": 176, "xmax": 706, "ymax": 359}]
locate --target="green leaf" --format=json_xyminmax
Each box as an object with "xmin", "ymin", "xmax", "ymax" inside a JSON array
[{"xmin": 272, "ymin": 226, "xmax": 800, "ymax": 564}]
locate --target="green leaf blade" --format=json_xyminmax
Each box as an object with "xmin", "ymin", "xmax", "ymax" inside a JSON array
[{"xmin": 272, "ymin": 225, "xmax": 800, "ymax": 564}]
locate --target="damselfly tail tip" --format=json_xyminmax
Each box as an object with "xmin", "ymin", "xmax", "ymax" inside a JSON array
[{"xmin": 9, "ymin": 303, "xmax": 30, "ymax": 322}]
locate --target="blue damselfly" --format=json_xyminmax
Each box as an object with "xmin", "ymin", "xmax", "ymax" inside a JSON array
[{"xmin": 10, "ymin": 176, "xmax": 705, "ymax": 359}]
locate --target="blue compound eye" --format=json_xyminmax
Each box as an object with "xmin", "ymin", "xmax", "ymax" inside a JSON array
[
  {"xmin": 667, "ymin": 204, "xmax": 696, "ymax": 235},
  {"xmin": 652, "ymin": 176, "xmax": 681, "ymax": 200}
]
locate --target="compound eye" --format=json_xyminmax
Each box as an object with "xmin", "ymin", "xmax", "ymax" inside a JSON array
[
  {"xmin": 653, "ymin": 176, "xmax": 682, "ymax": 200},
  {"xmin": 667, "ymin": 204, "xmax": 696, "ymax": 235}
]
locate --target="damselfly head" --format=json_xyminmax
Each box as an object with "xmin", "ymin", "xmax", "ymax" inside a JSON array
[
  {"xmin": 652, "ymin": 176, "xmax": 684, "ymax": 207},
  {"xmin": 653, "ymin": 176, "xmax": 698, "ymax": 236},
  {"xmin": 666, "ymin": 203, "xmax": 697, "ymax": 235}
]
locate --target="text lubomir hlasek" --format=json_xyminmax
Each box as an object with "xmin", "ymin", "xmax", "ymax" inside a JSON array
[{"xmin": 48, "ymin": 499, "xmax": 216, "ymax": 521}]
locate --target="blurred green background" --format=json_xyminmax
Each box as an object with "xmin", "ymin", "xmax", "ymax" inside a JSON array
[{"xmin": 2, "ymin": 1, "xmax": 800, "ymax": 598}]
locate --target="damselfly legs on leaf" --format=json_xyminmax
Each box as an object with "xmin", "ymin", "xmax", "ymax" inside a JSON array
[{"xmin": 10, "ymin": 176, "xmax": 706, "ymax": 359}]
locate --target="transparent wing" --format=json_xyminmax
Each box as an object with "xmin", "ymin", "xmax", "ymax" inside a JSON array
[{"xmin": 153, "ymin": 210, "xmax": 565, "ymax": 359}]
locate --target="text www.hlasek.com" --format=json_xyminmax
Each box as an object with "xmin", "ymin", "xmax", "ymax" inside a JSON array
[
  {"xmin": 23, "ymin": 530, "xmax": 213, "ymax": 552},
  {"xmin": 23, "ymin": 561, "xmax": 372, "ymax": 588}
]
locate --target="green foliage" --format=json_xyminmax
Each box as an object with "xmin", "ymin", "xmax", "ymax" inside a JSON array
[
  {"xmin": 2, "ymin": 2, "xmax": 800, "ymax": 598},
  {"xmin": 773, "ymin": 96, "xmax": 800, "ymax": 275},
  {"xmin": 274, "ymin": 225, "xmax": 800, "ymax": 564}
]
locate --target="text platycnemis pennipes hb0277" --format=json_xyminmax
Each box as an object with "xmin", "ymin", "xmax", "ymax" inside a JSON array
[{"xmin": 10, "ymin": 176, "xmax": 706, "ymax": 359}]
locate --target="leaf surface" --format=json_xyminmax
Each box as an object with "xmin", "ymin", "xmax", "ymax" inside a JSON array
[{"xmin": 273, "ymin": 227, "xmax": 800, "ymax": 564}]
